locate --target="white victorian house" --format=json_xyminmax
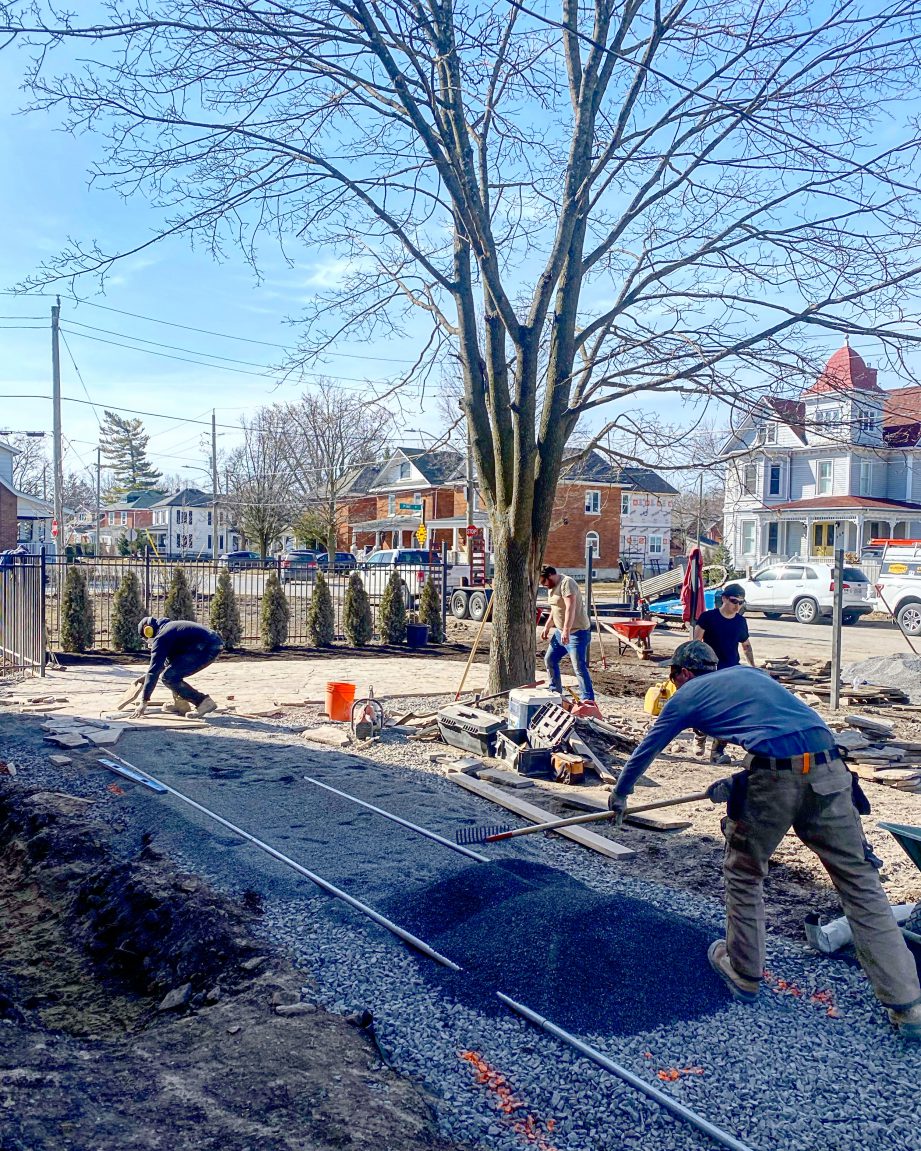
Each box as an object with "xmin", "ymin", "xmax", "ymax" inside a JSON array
[{"xmin": 722, "ymin": 344, "xmax": 921, "ymax": 567}]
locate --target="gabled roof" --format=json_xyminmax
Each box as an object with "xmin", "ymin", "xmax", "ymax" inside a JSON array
[
  {"xmin": 561, "ymin": 450, "xmax": 678, "ymax": 494},
  {"xmin": 373, "ymin": 448, "xmax": 465, "ymax": 489},
  {"xmin": 884, "ymin": 385, "xmax": 921, "ymax": 428},
  {"xmin": 768, "ymin": 397, "xmax": 806, "ymax": 441},
  {"xmin": 339, "ymin": 463, "xmax": 383, "ymax": 497},
  {"xmin": 105, "ymin": 490, "xmax": 165, "ymax": 511},
  {"xmin": 151, "ymin": 488, "xmax": 213, "ymax": 508},
  {"xmin": 884, "ymin": 422, "xmax": 921, "ymax": 448},
  {"xmin": 771, "ymin": 495, "xmax": 921, "ymax": 512},
  {"xmin": 803, "ymin": 344, "xmax": 880, "ymax": 397}
]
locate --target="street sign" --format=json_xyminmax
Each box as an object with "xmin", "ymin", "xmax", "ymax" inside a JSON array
[
  {"xmin": 51, "ymin": 519, "xmax": 59, "ymax": 538},
  {"xmin": 415, "ymin": 524, "xmax": 427, "ymax": 545},
  {"xmin": 399, "ymin": 502, "xmax": 423, "ymax": 512},
  {"xmin": 465, "ymin": 524, "xmax": 482, "ymax": 539}
]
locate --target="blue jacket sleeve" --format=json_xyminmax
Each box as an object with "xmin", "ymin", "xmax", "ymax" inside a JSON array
[
  {"xmin": 614, "ymin": 691, "xmax": 696, "ymax": 798},
  {"xmin": 141, "ymin": 637, "xmax": 169, "ymax": 702}
]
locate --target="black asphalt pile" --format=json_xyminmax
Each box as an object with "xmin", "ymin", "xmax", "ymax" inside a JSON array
[{"xmin": 385, "ymin": 858, "xmax": 725, "ymax": 1036}]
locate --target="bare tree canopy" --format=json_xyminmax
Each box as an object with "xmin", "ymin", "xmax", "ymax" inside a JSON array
[
  {"xmin": 9, "ymin": 434, "xmax": 48, "ymax": 497},
  {"xmin": 5, "ymin": 1, "xmax": 921, "ymax": 686},
  {"xmin": 225, "ymin": 408, "xmax": 297, "ymax": 558}
]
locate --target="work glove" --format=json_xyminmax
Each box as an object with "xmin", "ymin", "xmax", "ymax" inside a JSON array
[
  {"xmin": 706, "ymin": 776, "xmax": 733, "ymax": 805},
  {"xmin": 607, "ymin": 790, "xmax": 628, "ymax": 829},
  {"xmin": 129, "ymin": 701, "xmax": 147, "ymax": 720}
]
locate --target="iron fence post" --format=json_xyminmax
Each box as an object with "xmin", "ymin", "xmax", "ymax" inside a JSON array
[
  {"xmin": 39, "ymin": 545, "xmax": 47, "ymax": 676},
  {"xmin": 144, "ymin": 546, "xmax": 151, "ymax": 612},
  {"xmin": 440, "ymin": 541, "xmax": 448, "ymax": 634}
]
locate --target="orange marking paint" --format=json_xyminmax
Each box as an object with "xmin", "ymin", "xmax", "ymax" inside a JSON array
[{"xmin": 460, "ymin": 1051, "xmax": 558, "ymax": 1150}]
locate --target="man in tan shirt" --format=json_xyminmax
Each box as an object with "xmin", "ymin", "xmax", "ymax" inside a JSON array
[{"xmin": 539, "ymin": 564, "xmax": 595, "ymax": 702}]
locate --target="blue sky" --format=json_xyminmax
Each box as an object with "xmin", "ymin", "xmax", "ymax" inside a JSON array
[{"xmin": 0, "ymin": 58, "xmax": 440, "ymax": 490}]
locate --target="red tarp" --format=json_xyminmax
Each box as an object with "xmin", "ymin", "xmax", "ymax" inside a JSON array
[{"xmin": 681, "ymin": 548, "xmax": 706, "ymax": 624}]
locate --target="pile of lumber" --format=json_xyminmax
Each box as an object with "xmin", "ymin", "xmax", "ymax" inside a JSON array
[
  {"xmin": 835, "ymin": 715, "xmax": 921, "ymax": 794},
  {"xmin": 762, "ymin": 658, "xmax": 912, "ymax": 708}
]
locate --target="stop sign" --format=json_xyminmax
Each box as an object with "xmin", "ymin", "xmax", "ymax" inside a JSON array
[{"xmin": 51, "ymin": 519, "xmax": 59, "ymax": 538}]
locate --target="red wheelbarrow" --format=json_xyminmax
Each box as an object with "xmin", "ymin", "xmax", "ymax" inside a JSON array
[{"xmin": 595, "ymin": 616, "xmax": 658, "ymax": 660}]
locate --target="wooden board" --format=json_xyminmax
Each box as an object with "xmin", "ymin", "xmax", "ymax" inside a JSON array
[
  {"xmin": 451, "ymin": 774, "xmax": 634, "ymax": 859},
  {"xmin": 568, "ymin": 735, "xmax": 618, "ymax": 784}
]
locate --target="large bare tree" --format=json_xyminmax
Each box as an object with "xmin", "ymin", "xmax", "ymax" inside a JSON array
[
  {"xmin": 225, "ymin": 408, "xmax": 297, "ymax": 558},
  {"xmin": 5, "ymin": 2, "xmax": 921, "ymax": 688}
]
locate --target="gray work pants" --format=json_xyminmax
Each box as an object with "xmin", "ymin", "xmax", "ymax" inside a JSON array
[{"xmin": 723, "ymin": 759, "xmax": 921, "ymax": 1009}]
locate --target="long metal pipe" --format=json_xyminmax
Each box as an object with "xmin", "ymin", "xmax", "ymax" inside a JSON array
[
  {"xmin": 301, "ymin": 774, "xmax": 489, "ymax": 863},
  {"xmin": 497, "ymin": 994, "xmax": 759, "ymax": 1151},
  {"xmin": 103, "ymin": 752, "xmax": 461, "ymax": 972}
]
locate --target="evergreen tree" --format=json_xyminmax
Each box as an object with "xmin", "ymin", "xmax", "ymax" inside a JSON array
[
  {"xmin": 210, "ymin": 568, "xmax": 242, "ymax": 649},
  {"xmin": 260, "ymin": 571, "xmax": 289, "ymax": 650},
  {"xmin": 343, "ymin": 571, "xmax": 373, "ymax": 647},
  {"xmin": 100, "ymin": 409, "xmax": 163, "ymax": 496},
  {"xmin": 378, "ymin": 570, "xmax": 407, "ymax": 645},
  {"xmin": 60, "ymin": 566, "xmax": 95, "ymax": 653},
  {"xmin": 165, "ymin": 566, "xmax": 196, "ymax": 621},
  {"xmin": 306, "ymin": 570, "xmax": 335, "ymax": 647},
  {"xmin": 418, "ymin": 576, "xmax": 444, "ymax": 643},
  {"xmin": 111, "ymin": 571, "xmax": 144, "ymax": 652}
]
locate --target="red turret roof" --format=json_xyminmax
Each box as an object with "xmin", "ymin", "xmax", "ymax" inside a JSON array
[{"xmin": 804, "ymin": 344, "xmax": 880, "ymax": 396}]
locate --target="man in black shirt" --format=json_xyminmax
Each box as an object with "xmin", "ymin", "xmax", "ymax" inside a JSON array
[
  {"xmin": 692, "ymin": 583, "xmax": 756, "ymax": 763},
  {"xmin": 131, "ymin": 617, "xmax": 223, "ymax": 719}
]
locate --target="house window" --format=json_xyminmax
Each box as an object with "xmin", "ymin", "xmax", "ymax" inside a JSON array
[
  {"xmin": 767, "ymin": 522, "xmax": 779, "ymax": 554},
  {"xmin": 175, "ymin": 533, "xmax": 181, "ymax": 549},
  {"xmin": 621, "ymin": 492, "xmax": 629, "ymax": 515},
  {"xmin": 857, "ymin": 409, "xmax": 878, "ymax": 435},
  {"xmin": 219, "ymin": 534, "xmax": 224, "ymax": 550},
  {"xmin": 816, "ymin": 407, "xmax": 841, "ymax": 427},
  {"xmin": 742, "ymin": 463, "xmax": 758, "ymax": 494},
  {"xmin": 584, "ymin": 490, "xmax": 601, "ymax": 515},
  {"xmin": 388, "ymin": 494, "xmax": 396, "ymax": 515},
  {"xmin": 108, "ymin": 512, "xmax": 115, "ymax": 525},
  {"xmin": 648, "ymin": 535, "xmax": 663, "ymax": 555},
  {"xmin": 817, "ymin": 460, "xmax": 832, "ymax": 495},
  {"xmin": 740, "ymin": 520, "xmax": 756, "ymax": 555},
  {"xmin": 764, "ymin": 422, "xmax": 777, "ymax": 444},
  {"xmin": 399, "ymin": 462, "xmax": 410, "ymax": 479},
  {"xmin": 585, "ymin": 530, "xmax": 600, "ymax": 558},
  {"xmin": 768, "ymin": 464, "xmax": 782, "ymax": 497},
  {"xmin": 207, "ymin": 511, "xmax": 212, "ymax": 526},
  {"xmin": 859, "ymin": 460, "xmax": 872, "ymax": 496},
  {"xmin": 120, "ymin": 511, "xmax": 127, "ymax": 526},
  {"xmin": 207, "ymin": 535, "xmax": 212, "ymax": 550}
]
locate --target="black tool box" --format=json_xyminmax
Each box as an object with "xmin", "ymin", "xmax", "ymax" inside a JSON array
[{"xmin": 437, "ymin": 705, "xmax": 504, "ymax": 755}]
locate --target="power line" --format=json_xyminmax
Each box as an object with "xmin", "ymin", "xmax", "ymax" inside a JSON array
[
  {"xmin": 59, "ymin": 331, "xmax": 103, "ymax": 426},
  {"xmin": 0, "ymin": 393, "xmax": 243, "ymax": 430}
]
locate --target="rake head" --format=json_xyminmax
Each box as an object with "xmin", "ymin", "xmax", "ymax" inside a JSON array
[{"xmin": 455, "ymin": 824, "xmax": 512, "ymax": 845}]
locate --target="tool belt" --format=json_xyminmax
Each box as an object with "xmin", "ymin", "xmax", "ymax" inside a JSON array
[{"xmin": 742, "ymin": 748, "xmax": 837, "ymax": 774}]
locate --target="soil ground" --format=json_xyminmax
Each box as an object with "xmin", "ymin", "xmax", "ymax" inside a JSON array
[{"xmin": 0, "ymin": 787, "xmax": 462, "ymax": 1151}]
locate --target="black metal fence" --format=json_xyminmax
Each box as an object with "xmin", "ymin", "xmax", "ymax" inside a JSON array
[
  {"xmin": 43, "ymin": 551, "xmax": 450, "ymax": 651},
  {"xmin": 0, "ymin": 554, "xmax": 46, "ymax": 676}
]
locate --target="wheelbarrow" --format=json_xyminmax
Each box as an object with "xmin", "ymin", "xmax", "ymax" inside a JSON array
[
  {"xmin": 879, "ymin": 822, "xmax": 921, "ymax": 946},
  {"xmin": 595, "ymin": 616, "xmax": 658, "ymax": 660}
]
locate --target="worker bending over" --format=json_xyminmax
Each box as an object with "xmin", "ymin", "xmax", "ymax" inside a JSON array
[
  {"xmin": 132, "ymin": 617, "xmax": 222, "ymax": 719},
  {"xmin": 608, "ymin": 640, "xmax": 921, "ymax": 1040}
]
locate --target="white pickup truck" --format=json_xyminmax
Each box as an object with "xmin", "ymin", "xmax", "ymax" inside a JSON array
[
  {"xmin": 873, "ymin": 541, "xmax": 921, "ymax": 636},
  {"xmin": 356, "ymin": 548, "xmax": 491, "ymax": 618}
]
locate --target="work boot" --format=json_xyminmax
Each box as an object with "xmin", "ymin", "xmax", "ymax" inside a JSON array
[
  {"xmin": 888, "ymin": 1002, "xmax": 921, "ymax": 1041},
  {"xmin": 707, "ymin": 940, "xmax": 760, "ymax": 1003},
  {"xmin": 694, "ymin": 736, "xmax": 707, "ymax": 759},
  {"xmin": 185, "ymin": 696, "xmax": 218, "ymax": 719},
  {"xmin": 711, "ymin": 753, "xmax": 732, "ymax": 766},
  {"xmin": 162, "ymin": 694, "xmax": 193, "ymax": 716}
]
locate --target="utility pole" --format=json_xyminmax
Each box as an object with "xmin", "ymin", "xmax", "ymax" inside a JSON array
[
  {"xmin": 95, "ymin": 447, "xmax": 102, "ymax": 559},
  {"xmin": 51, "ymin": 297, "xmax": 63, "ymax": 552},
  {"xmin": 211, "ymin": 409, "xmax": 218, "ymax": 562}
]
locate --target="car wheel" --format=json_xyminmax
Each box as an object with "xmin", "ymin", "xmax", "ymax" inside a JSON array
[
  {"xmin": 762, "ymin": 612, "xmax": 782, "ymax": 620},
  {"xmin": 841, "ymin": 611, "xmax": 860, "ymax": 626},
  {"xmin": 468, "ymin": 591, "xmax": 488, "ymax": 622},
  {"xmin": 793, "ymin": 597, "xmax": 821, "ymax": 625},
  {"xmin": 896, "ymin": 601, "xmax": 921, "ymax": 637},
  {"xmin": 451, "ymin": 590, "xmax": 470, "ymax": 619}
]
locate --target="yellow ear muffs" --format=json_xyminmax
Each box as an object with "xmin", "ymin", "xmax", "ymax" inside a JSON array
[{"xmin": 143, "ymin": 625, "xmax": 155, "ymax": 639}]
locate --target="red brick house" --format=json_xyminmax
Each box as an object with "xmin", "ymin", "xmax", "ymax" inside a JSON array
[{"xmin": 342, "ymin": 447, "xmax": 636, "ymax": 576}]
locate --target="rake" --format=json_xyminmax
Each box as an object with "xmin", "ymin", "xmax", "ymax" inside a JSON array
[{"xmin": 455, "ymin": 790, "xmax": 710, "ymax": 845}]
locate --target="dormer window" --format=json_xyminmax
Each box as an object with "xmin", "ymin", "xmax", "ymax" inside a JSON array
[
  {"xmin": 764, "ymin": 422, "xmax": 777, "ymax": 444},
  {"xmin": 399, "ymin": 462, "xmax": 410, "ymax": 480},
  {"xmin": 815, "ymin": 407, "xmax": 841, "ymax": 427},
  {"xmin": 857, "ymin": 410, "xmax": 878, "ymax": 435}
]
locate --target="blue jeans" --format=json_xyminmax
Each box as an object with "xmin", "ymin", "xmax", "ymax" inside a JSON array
[{"xmin": 545, "ymin": 628, "xmax": 594, "ymax": 701}]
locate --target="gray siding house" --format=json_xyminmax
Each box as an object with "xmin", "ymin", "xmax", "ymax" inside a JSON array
[{"xmin": 721, "ymin": 344, "xmax": 921, "ymax": 566}]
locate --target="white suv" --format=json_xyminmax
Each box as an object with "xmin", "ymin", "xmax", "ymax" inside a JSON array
[
  {"xmin": 356, "ymin": 548, "xmax": 446, "ymax": 607},
  {"xmin": 737, "ymin": 562, "xmax": 873, "ymax": 625},
  {"xmin": 873, "ymin": 542, "xmax": 921, "ymax": 636}
]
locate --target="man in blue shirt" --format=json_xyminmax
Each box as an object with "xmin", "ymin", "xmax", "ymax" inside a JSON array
[{"xmin": 609, "ymin": 640, "xmax": 921, "ymax": 1040}]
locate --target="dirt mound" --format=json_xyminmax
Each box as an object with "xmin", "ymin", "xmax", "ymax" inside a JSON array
[{"xmin": 0, "ymin": 785, "xmax": 460, "ymax": 1151}]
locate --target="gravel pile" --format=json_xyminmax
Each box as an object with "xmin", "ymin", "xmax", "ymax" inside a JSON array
[
  {"xmin": 3, "ymin": 695, "xmax": 921, "ymax": 1151},
  {"xmin": 844, "ymin": 653, "xmax": 921, "ymax": 702}
]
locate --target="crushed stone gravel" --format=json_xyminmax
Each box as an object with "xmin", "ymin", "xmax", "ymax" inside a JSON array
[{"xmin": 844, "ymin": 653, "xmax": 921, "ymax": 702}]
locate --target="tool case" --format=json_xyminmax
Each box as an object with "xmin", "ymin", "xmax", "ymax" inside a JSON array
[
  {"xmin": 437, "ymin": 704, "xmax": 504, "ymax": 755},
  {"xmin": 495, "ymin": 728, "xmax": 552, "ymax": 777}
]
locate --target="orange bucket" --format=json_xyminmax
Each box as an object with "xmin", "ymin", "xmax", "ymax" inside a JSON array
[{"xmin": 325, "ymin": 681, "xmax": 356, "ymax": 722}]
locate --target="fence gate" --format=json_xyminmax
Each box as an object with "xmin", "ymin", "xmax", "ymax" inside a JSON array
[{"xmin": 0, "ymin": 555, "xmax": 46, "ymax": 677}]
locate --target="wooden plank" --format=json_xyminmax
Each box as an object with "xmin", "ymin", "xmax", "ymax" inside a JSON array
[
  {"xmin": 451, "ymin": 774, "xmax": 635, "ymax": 859},
  {"xmin": 568, "ymin": 735, "xmax": 618, "ymax": 784}
]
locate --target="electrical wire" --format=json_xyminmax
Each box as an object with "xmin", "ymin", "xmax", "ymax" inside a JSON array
[{"xmin": 59, "ymin": 331, "xmax": 103, "ymax": 426}]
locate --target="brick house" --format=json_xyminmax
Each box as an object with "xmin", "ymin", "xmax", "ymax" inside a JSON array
[
  {"xmin": 342, "ymin": 447, "xmax": 643, "ymax": 577},
  {"xmin": 97, "ymin": 490, "xmax": 163, "ymax": 553},
  {"xmin": 0, "ymin": 438, "xmax": 54, "ymax": 552}
]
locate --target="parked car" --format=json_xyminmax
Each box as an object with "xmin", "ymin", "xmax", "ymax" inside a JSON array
[
  {"xmin": 357, "ymin": 548, "xmax": 445, "ymax": 607},
  {"xmin": 279, "ymin": 549, "xmax": 319, "ymax": 583},
  {"xmin": 219, "ymin": 550, "xmax": 265, "ymax": 572},
  {"xmin": 737, "ymin": 562, "xmax": 873, "ymax": 625},
  {"xmin": 873, "ymin": 541, "xmax": 921, "ymax": 635},
  {"xmin": 314, "ymin": 551, "xmax": 358, "ymax": 574}
]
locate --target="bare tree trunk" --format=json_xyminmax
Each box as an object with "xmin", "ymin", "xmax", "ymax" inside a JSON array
[{"xmin": 487, "ymin": 527, "xmax": 539, "ymax": 694}]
